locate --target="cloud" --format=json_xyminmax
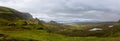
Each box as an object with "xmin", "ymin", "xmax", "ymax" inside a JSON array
[{"xmin": 0, "ymin": 0, "xmax": 120, "ymax": 22}]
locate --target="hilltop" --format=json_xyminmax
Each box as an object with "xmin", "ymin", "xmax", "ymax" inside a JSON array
[{"xmin": 0, "ymin": 6, "xmax": 33, "ymax": 20}]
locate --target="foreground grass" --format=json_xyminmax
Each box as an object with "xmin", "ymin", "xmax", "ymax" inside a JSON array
[{"xmin": 0, "ymin": 29, "xmax": 120, "ymax": 41}]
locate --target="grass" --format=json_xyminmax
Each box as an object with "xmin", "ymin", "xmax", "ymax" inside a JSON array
[
  {"xmin": 0, "ymin": 23, "xmax": 120, "ymax": 41},
  {"xmin": 0, "ymin": 21, "xmax": 120, "ymax": 41},
  {"xmin": 0, "ymin": 29, "xmax": 120, "ymax": 41}
]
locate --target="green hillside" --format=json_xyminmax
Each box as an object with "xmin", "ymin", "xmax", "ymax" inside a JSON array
[
  {"xmin": 0, "ymin": 6, "xmax": 33, "ymax": 21},
  {"xmin": 0, "ymin": 6, "xmax": 120, "ymax": 41}
]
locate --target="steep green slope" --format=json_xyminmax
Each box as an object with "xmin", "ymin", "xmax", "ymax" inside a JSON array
[
  {"xmin": 0, "ymin": 6, "xmax": 36, "ymax": 26},
  {"xmin": 0, "ymin": 6, "xmax": 33, "ymax": 21},
  {"xmin": 0, "ymin": 6, "xmax": 44, "ymax": 41}
]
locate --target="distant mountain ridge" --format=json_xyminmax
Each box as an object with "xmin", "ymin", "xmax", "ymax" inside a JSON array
[{"xmin": 56, "ymin": 19, "xmax": 105, "ymax": 23}]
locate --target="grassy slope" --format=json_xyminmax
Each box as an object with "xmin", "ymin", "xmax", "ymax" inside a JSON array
[
  {"xmin": 0, "ymin": 6, "xmax": 120, "ymax": 41},
  {"xmin": 0, "ymin": 29, "xmax": 120, "ymax": 41}
]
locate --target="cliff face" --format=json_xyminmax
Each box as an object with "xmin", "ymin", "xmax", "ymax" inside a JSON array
[{"xmin": 0, "ymin": 6, "xmax": 33, "ymax": 21}]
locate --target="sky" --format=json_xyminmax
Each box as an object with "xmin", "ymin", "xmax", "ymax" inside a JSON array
[{"xmin": 0, "ymin": 0, "xmax": 120, "ymax": 22}]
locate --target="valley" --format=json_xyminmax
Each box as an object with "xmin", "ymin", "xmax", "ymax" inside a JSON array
[{"xmin": 0, "ymin": 6, "xmax": 120, "ymax": 41}]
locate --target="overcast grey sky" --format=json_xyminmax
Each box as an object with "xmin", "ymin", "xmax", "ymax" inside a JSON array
[{"xmin": 0, "ymin": 0, "xmax": 120, "ymax": 22}]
